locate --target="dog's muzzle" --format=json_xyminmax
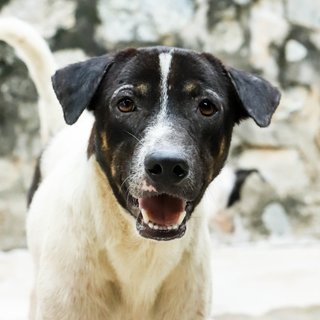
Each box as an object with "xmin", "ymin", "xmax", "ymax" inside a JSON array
[{"xmin": 131, "ymin": 150, "xmax": 194, "ymax": 241}]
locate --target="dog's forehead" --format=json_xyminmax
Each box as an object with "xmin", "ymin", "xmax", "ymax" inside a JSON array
[
  {"xmin": 115, "ymin": 49, "xmax": 161, "ymax": 82},
  {"xmin": 169, "ymin": 52, "xmax": 225, "ymax": 89},
  {"xmin": 113, "ymin": 47, "xmax": 223, "ymax": 88}
]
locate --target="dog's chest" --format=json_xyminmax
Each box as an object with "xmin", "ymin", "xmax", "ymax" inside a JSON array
[{"xmin": 108, "ymin": 238, "xmax": 184, "ymax": 307}]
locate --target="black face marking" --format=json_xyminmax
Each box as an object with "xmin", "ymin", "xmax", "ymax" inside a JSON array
[{"xmin": 52, "ymin": 46, "xmax": 281, "ymax": 241}]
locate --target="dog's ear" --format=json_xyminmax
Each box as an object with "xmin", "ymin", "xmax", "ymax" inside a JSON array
[
  {"xmin": 52, "ymin": 54, "xmax": 114, "ymax": 125},
  {"xmin": 227, "ymin": 67, "xmax": 281, "ymax": 127}
]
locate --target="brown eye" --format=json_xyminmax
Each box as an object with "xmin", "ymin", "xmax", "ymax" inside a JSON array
[
  {"xmin": 198, "ymin": 99, "xmax": 218, "ymax": 117},
  {"xmin": 117, "ymin": 98, "xmax": 135, "ymax": 113}
]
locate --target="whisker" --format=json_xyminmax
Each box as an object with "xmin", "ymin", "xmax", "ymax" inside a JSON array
[
  {"xmin": 126, "ymin": 190, "xmax": 130, "ymax": 205},
  {"xmin": 120, "ymin": 175, "xmax": 132, "ymax": 191},
  {"xmin": 122, "ymin": 130, "xmax": 143, "ymax": 146}
]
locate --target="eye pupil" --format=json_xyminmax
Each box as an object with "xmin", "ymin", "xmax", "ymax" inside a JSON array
[
  {"xmin": 118, "ymin": 98, "xmax": 135, "ymax": 113},
  {"xmin": 199, "ymin": 99, "xmax": 217, "ymax": 116}
]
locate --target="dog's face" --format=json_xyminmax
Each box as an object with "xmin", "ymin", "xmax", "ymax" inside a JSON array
[{"xmin": 52, "ymin": 47, "xmax": 280, "ymax": 241}]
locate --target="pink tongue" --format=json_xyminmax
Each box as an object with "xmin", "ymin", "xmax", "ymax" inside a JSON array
[{"xmin": 139, "ymin": 195, "xmax": 185, "ymax": 226}]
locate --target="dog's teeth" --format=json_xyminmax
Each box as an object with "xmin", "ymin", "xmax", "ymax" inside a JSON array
[
  {"xmin": 141, "ymin": 209, "xmax": 150, "ymax": 224},
  {"xmin": 145, "ymin": 221, "xmax": 180, "ymax": 231},
  {"xmin": 141, "ymin": 209, "xmax": 186, "ymax": 231},
  {"xmin": 177, "ymin": 211, "xmax": 186, "ymax": 225}
]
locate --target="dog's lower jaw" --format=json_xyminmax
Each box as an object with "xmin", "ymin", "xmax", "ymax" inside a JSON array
[{"xmin": 136, "ymin": 213, "xmax": 187, "ymax": 241}]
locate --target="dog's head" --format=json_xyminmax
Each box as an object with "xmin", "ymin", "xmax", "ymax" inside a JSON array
[{"xmin": 52, "ymin": 47, "xmax": 280, "ymax": 241}]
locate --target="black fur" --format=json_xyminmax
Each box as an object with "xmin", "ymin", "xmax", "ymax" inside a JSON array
[
  {"xmin": 51, "ymin": 54, "xmax": 114, "ymax": 125},
  {"xmin": 227, "ymin": 67, "xmax": 281, "ymax": 127}
]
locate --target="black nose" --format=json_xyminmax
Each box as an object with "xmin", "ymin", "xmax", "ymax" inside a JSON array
[{"xmin": 144, "ymin": 151, "xmax": 189, "ymax": 185}]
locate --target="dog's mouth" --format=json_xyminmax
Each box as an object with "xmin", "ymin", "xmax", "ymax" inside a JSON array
[{"xmin": 135, "ymin": 194, "xmax": 189, "ymax": 241}]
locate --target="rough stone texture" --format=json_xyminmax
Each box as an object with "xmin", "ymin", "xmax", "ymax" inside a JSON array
[
  {"xmin": 229, "ymin": 172, "xmax": 278, "ymax": 239},
  {"xmin": 208, "ymin": 20, "xmax": 244, "ymax": 54},
  {"xmin": 249, "ymin": 0, "xmax": 289, "ymax": 80},
  {"xmin": 285, "ymin": 39, "xmax": 308, "ymax": 62},
  {"xmin": 0, "ymin": 0, "xmax": 320, "ymax": 248},
  {"xmin": 96, "ymin": 0, "xmax": 194, "ymax": 46},
  {"xmin": 1, "ymin": 0, "xmax": 76, "ymax": 38},
  {"xmin": 262, "ymin": 203, "xmax": 291, "ymax": 237},
  {"xmin": 0, "ymin": 42, "xmax": 40, "ymax": 250},
  {"xmin": 237, "ymin": 149, "xmax": 310, "ymax": 196},
  {"xmin": 287, "ymin": 0, "xmax": 320, "ymax": 30}
]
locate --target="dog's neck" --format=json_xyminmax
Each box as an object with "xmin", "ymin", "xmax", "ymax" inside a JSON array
[{"xmin": 86, "ymin": 156, "xmax": 133, "ymax": 242}]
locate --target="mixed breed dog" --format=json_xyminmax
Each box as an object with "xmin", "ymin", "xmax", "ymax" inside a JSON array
[{"xmin": 0, "ymin": 18, "xmax": 280, "ymax": 320}]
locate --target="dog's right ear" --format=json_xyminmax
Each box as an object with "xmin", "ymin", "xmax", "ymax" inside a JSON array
[
  {"xmin": 52, "ymin": 54, "xmax": 114, "ymax": 125},
  {"xmin": 226, "ymin": 67, "xmax": 281, "ymax": 127}
]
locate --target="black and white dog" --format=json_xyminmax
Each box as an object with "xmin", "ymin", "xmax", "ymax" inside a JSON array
[{"xmin": 0, "ymin": 18, "xmax": 280, "ymax": 320}]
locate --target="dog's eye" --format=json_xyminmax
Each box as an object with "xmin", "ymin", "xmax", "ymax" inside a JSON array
[
  {"xmin": 117, "ymin": 98, "xmax": 135, "ymax": 113},
  {"xmin": 198, "ymin": 99, "xmax": 218, "ymax": 117}
]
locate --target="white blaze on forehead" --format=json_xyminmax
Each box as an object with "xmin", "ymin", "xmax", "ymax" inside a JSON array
[
  {"xmin": 139, "ymin": 50, "xmax": 175, "ymax": 148},
  {"xmin": 140, "ymin": 51, "xmax": 175, "ymax": 149},
  {"xmin": 159, "ymin": 51, "xmax": 174, "ymax": 115}
]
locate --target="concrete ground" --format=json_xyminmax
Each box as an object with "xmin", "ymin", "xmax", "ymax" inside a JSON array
[
  {"xmin": 216, "ymin": 306, "xmax": 320, "ymax": 320},
  {"xmin": 0, "ymin": 242, "xmax": 320, "ymax": 320},
  {"xmin": 216, "ymin": 308, "xmax": 320, "ymax": 320}
]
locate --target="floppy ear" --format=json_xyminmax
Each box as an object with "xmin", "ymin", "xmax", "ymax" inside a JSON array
[
  {"xmin": 227, "ymin": 67, "xmax": 281, "ymax": 127},
  {"xmin": 52, "ymin": 54, "xmax": 114, "ymax": 125}
]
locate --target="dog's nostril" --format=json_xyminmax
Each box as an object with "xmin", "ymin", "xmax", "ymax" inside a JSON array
[
  {"xmin": 144, "ymin": 152, "xmax": 189, "ymax": 184},
  {"xmin": 173, "ymin": 164, "xmax": 187, "ymax": 178},
  {"xmin": 148, "ymin": 164, "xmax": 162, "ymax": 176}
]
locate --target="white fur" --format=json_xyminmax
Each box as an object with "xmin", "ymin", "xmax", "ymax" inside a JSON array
[
  {"xmin": 2, "ymin": 21, "xmax": 213, "ymax": 318},
  {"xmin": 0, "ymin": 17, "xmax": 64, "ymax": 145},
  {"xmin": 151, "ymin": 51, "xmax": 174, "ymax": 140},
  {"xmin": 27, "ymin": 115, "xmax": 212, "ymax": 319},
  {"xmin": 159, "ymin": 51, "xmax": 173, "ymax": 114}
]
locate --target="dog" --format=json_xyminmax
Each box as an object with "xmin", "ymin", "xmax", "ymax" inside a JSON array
[{"xmin": 0, "ymin": 18, "xmax": 280, "ymax": 320}]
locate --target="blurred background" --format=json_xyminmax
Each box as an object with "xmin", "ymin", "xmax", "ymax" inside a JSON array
[{"xmin": 0, "ymin": 0, "xmax": 319, "ymax": 319}]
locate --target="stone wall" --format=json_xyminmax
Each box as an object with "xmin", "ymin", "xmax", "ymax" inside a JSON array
[{"xmin": 0, "ymin": 0, "xmax": 319, "ymax": 249}]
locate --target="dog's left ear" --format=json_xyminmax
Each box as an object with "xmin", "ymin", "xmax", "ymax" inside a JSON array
[
  {"xmin": 52, "ymin": 54, "xmax": 114, "ymax": 125},
  {"xmin": 227, "ymin": 67, "xmax": 281, "ymax": 127}
]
